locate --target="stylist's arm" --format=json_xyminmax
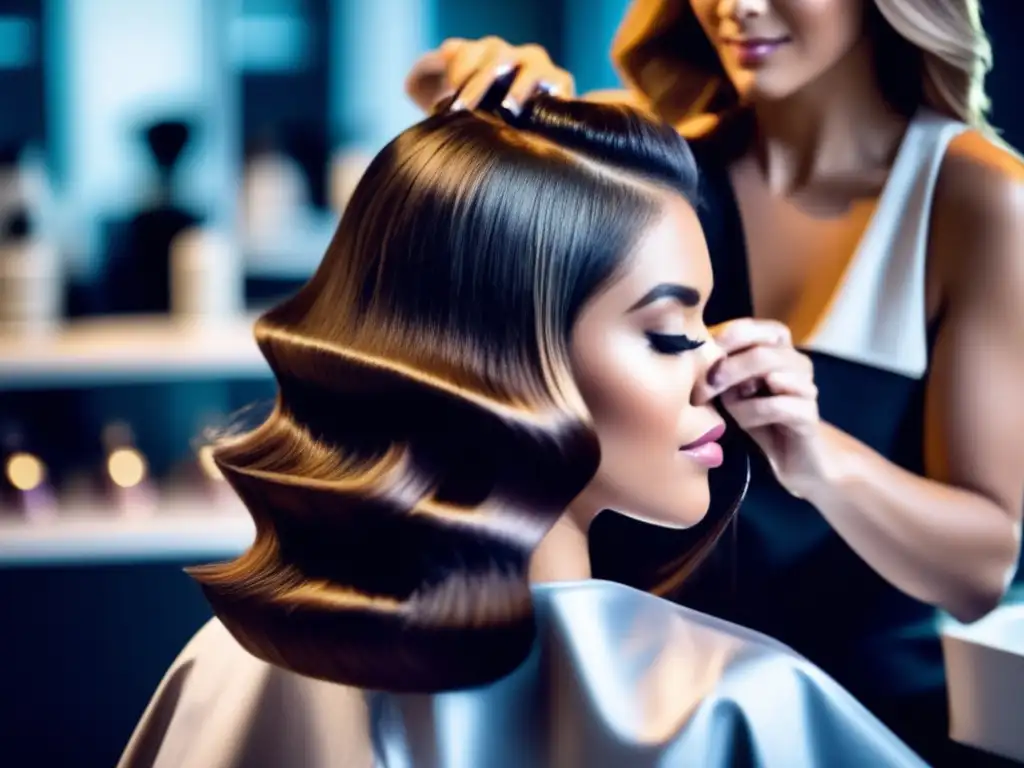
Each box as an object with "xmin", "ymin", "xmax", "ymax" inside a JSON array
[{"xmin": 694, "ymin": 265, "xmax": 1024, "ymax": 624}]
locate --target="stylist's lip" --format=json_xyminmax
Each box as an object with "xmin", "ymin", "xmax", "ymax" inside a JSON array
[
  {"xmin": 722, "ymin": 35, "xmax": 791, "ymax": 67},
  {"xmin": 680, "ymin": 422, "xmax": 726, "ymax": 468}
]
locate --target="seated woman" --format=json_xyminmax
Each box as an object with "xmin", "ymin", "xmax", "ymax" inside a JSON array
[{"xmin": 118, "ymin": 96, "xmax": 925, "ymax": 767}]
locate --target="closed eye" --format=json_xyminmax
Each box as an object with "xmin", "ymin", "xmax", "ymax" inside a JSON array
[{"xmin": 646, "ymin": 332, "xmax": 705, "ymax": 355}]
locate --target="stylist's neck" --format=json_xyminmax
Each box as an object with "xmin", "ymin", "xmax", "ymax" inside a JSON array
[
  {"xmin": 751, "ymin": 38, "xmax": 907, "ymax": 193},
  {"xmin": 528, "ymin": 501, "xmax": 597, "ymax": 584}
]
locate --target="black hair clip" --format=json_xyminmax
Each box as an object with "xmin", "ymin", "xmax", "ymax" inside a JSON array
[
  {"xmin": 431, "ymin": 68, "xmax": 531, "ymax": 126},
  {"xmin": 475, "ymin": 68, "xmax": 519, "ymax": 115}
]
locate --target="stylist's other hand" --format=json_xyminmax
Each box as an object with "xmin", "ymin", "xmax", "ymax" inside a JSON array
[
  {"xmin": 693, "ymin": 319, "xmax": 823, "ymax": 497},
  {"xmin": 405, "ymin": 37, "xmax": 574, "ymax": 114}
]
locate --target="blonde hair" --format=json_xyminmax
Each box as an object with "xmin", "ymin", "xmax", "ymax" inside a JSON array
[{"xmin": 611, "ymin": 0, "xmax": 993, "ymax": 129}]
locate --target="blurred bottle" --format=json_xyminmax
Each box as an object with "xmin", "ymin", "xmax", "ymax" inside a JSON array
[
  {"xmin": 101, "ymin": 421, "xmax": 157, "ymax": 516},
  {"xmin": 105, "ymin": 119, "xmax": 202, "ymax": 314},
  {"xmin": 241, "ymin": 138, "xmax": 308, "ymax": 245},
  {"xmin": 329, "ymin": 147, "xmax": 373, "ymax": 217},
  {"xmin": 169, "ymin": 226, "xmax": 243, "ymax": 322},
  {"xmin": 0, "ymin": 198, "xmax": 62, "ymax": 336},
  {"xmin": 0, "ymin": 422, "xmax": 57, "ymax": 522}
]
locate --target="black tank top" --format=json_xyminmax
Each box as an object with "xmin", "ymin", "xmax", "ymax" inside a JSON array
[{"xmin": 676, "ymin": 110, "xmax": 968, "ymax": 707}]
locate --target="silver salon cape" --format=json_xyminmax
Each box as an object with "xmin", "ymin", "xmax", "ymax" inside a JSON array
[{"xmin": 119, "ymin": 579, "xmax": 926, "ymax": 767}]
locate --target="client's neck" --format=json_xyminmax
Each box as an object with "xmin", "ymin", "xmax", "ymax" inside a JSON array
[{"xmin": 528, "ymin": 509, "xmax": 592, "ymax": 583}]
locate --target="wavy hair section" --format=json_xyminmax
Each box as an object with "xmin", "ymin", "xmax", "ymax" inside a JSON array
[
  {"xmin": 612, "ymin": 0, "xmax": 993, "ymax": 129},
  {"xmin": 189, "ymin": 97, "xmax": 721, "ymax": 692},
  {"xmin": 195, "ymin": 345, "xmax": 597, "ymax": 690}
]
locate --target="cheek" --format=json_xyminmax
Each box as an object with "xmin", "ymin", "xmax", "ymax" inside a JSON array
[
  {"xmin": 787, "ymin": 0, "xmax": 864, "ymax": 68},
  {"xmin": 689, "ymin": 0, "xmax": 717, "ymax": 33},
  {"xmin": 575, "ymin": 346, "xmax": 712, "ymax": 527},
  {"xmin": 581, "ymin": 353, "xmax": 698, "ymax": 450}
]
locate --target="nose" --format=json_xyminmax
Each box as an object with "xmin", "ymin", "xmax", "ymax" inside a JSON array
[
  {"xmin": 691, "ymin": 337, "xmax": 726, "ymax": 406},
  {"xmin": 702, "ymin": 335, "xmax": 727, "ymax": 374},
  {"xmin": 718, "ymin": 0, "xmax": 767, "ymax": 20}
]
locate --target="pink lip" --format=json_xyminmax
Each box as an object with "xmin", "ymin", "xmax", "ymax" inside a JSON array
[
  {"xmin": 681, "ymin": 422, "xmax": 726, "ymax": 451},
  {"xmin": 679, "ymin": 422, "xmax": 726, "ymax": 469},
  {"xmin": 723, "ymin": 37, "xmax": 790, "ymax": 67}
]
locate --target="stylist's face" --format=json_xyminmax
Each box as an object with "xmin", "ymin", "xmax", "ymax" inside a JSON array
[{"xmin": 689, "ymin": 0, "xmax": 866, "ymax": 102}]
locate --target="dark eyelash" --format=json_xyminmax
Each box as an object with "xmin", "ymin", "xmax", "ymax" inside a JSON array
[{"xmin": 646, "ymin": 332, "xmax": 706, "ymax": 355}]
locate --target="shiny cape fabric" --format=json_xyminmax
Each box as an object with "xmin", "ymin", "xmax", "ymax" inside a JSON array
[{"xmin": 119, "ymin": 580, "xmax": 926, "ymax": 768}]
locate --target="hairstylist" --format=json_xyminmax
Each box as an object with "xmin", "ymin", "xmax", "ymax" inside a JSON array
[{"xmin": 404, "ymin": 1, "xmax": 1024, "ymax": 765}]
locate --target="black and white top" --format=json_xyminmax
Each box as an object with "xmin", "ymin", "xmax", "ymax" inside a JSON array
[{"xmin": 687, "ymin": 108, "xmax": 969, "ymax": 718}]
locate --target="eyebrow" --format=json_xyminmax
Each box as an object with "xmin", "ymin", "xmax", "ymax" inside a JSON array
[{"xmin": 627, "ymin": 283, "xmax": 702, "ymax": 312}]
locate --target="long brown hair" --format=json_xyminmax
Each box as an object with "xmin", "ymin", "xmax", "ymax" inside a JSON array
[
  {"xmin": 188, "ymin": 95, "xmax": 744, "ymax": 693},
  {"xmin": 611, "ymin": 0, "xmax": 993, "ymax": 129}
]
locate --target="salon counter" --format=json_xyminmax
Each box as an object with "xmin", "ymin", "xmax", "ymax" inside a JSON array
[{"xmin": 942, "ymin": 587, "xmax": 1024, "ymax": 763}]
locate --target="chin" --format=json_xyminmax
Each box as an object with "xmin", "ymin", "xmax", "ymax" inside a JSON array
[
  {"xmin": 744, "ymin": 77, "xmax": 805, "ymax": 103},
  {"xmin": 616, "ymin": 485, "xmax": 711, "ymax": 530},
  {"xmin": 727, "ymin": 66, "xmax": 806, "ymax": 103}
]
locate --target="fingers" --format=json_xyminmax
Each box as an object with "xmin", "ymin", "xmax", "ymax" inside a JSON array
[
  {"xmin": 438, "ymin": 37, "xmax": 469, "ymax": 60},
  {"xmin": 721, "ymin": 390, "xmax": 819, "ymax": 432},
  {"xmin": 694, "ymin": 344, "xmax": 813, "ymax": 403},
  {"xmin": 449, "ymin": 38, "xmax": 507, "ymax": 109},
  {"xmin": 408, "ymin": 36, "xmax": 574, "ymax": 116},
  {"xmin": 405, "ymin": 56, "xmax": 454, "ymax": 111},
  {"xmin": 711, "ymin": 318, "xmax": 792, "ymax": 355},
  {"xmin": 445, "ymin": 38, "xmax": 568, "ymax": 112},
  {"xmin": 405, "ymin": 39, "xmax": 469, "ymax": 111},
  {"xmin": 763, "ymin": 370, "xmax": 818, "ymax": 399},
  {"xmin": 502, "ymin": 47, "xmax": 575, "ymax": 112},
  {"xmin": 407, "ymin": 47, "xmax": 453, "ymax": 81}
]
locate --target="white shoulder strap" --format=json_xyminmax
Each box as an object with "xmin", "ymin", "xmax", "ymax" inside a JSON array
[{"xmin": 801, "ymin": 110, "xmax": 968, "ymax": 378}]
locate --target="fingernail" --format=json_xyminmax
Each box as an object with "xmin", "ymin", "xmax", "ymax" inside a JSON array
[
  {"xmin": 500, "ymin": 96, "xmax": 521, "ymax": 115},
  {"xmin": 449, "ymin": 99, "xmax": 465, "ymax": 112}
]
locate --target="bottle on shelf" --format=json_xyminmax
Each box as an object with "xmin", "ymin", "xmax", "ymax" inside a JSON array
[
  {"xmin": 329, "ymin": 146, "xmax": 374, "ymax": 219},
  {"xmin": 0, "ymin": 204, "xmax": 62, "ymax": 337},
  {"xmin": 169, "ymin": 226, "xmax": 243, "ymax": 323}
]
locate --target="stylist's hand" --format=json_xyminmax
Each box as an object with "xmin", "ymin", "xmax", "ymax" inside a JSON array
[
  {"xmin": 405, "ymin": 37, "xmax": 574, "ymax": 114},
  {"xmin": 694, "ymin": 319, "xmax": 824, "ymax": 497}
]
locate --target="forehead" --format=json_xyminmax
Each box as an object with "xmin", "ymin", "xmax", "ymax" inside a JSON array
[{"xmin": 617, "ymin": 194, "xmax": 712, "ymax": 300}]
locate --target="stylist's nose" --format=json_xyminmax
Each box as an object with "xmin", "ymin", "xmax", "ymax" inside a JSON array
[{"xmin": 718, "ymin": 0, "xmax": 768, "ymax": 20}]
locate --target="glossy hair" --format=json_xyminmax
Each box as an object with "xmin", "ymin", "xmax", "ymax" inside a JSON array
[
  {"xmin": 612, "ymin": 0, "xmax": 993, "ymax": 129},
  {"xmin": 188, "ymin": 92, "xmax": 744, "ymax": 693}
]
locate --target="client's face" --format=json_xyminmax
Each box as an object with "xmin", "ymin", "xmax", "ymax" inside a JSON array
[{"xmin": 571, "ymin": 194, "xmax": 724, "ymax": 528}]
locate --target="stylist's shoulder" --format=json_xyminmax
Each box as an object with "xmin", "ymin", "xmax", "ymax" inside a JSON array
[{"xmin": 930, "ymin": 128, "xmax": 1024, "ymax": 290}]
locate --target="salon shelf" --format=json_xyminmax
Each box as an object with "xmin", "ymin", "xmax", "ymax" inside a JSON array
[
  {"xmin": 0, "ymin": 498, "xmax": 254, "ymax": 567},
  {"xmin": 0, "ymin": 314, "xmax": 271, "ymax": 390}
]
